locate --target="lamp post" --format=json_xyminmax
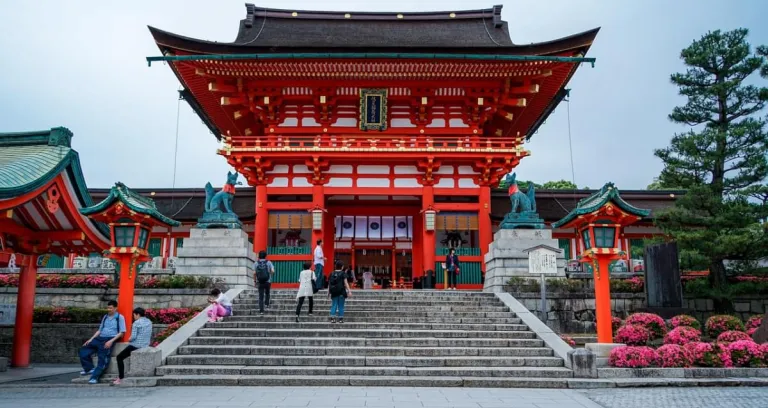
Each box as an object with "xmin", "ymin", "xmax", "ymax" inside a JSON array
[
  {"xmin": 81, "ymin": 183, "xmax": 179, "ymax": 340},
  {"xmin": 552, "ymin": 183, "xmax": 649, "ymax": 345}
]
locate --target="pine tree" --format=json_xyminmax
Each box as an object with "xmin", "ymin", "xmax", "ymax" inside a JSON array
[{"xmin": 654, "ymin": 29, "xmax": 768, "ymax": 289}]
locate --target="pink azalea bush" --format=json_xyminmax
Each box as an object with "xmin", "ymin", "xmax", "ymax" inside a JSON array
[
  {"xmin": 664, "ymin": 326, "xmax": 702, "ymax": 346},
  {"xmin": 625, "ymin": 312, "xmax": 667, "ymax": 339},
  {"xmin": 683, "ymin": 342, "xmax": 731, "ymax": 367},
  {"xmin": 747, "ymin": 328, "xmax": 757, "ymax": 337},
  {"xmin": 612, "ymin": 316, "xmax": 623, "ymax": 334},
  {"xmin": 615, "ymin": 324, "xmax": 651, "ymax": 346},
  {"xmin": 746, "ymin": 315, "xmax": 764, "ymax": 331},
  {"xmin": 608, "ymin": 346, "xmax": 659, "ymax": 368},
  {"xmin": 669, "ymin": 314, "xmax": 701, "ymax": 330},
  {"xmin": 656, "ymin": 344, "xmax": 693, "ymax": 368},
  {"xmin": 716, "ymin": 330, "xmax": 752, "ymax": 344},
  {"xmin": 0, "ymin": 274, "xmax": 20, "ymax": 287},
  {"xmin": 560, "ymin": 335, "xmax": 576, "ymax": 347},
  {"xmin": 726, "ymin": 340, "xmax": 766, "ymax": 367},
  {"xmin": 705, "ymin": 315, "xmax": 745, "ymax": 338}
]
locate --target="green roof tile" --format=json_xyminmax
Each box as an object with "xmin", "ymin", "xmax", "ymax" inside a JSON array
[
  {"xmin": 81, "ymin": 182, "xmax": 181, "ymax": 227},
  {"xmin": 551, "ymin": 182, "xmax": 651, "ymax": 228}
]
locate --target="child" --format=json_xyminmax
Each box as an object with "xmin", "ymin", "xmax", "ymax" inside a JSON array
[{"xmin": 207, "ymin": 288, "xmax": 232, "ymax": 322}]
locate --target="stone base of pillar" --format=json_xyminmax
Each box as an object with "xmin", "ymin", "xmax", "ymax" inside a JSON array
[
  {"xmin": 483, "ymin": 229, "xmax": 566, "ymax": 292},
  {"xmin": 175, "ymin": 228, "xmax": 255, "ymax": 289}
]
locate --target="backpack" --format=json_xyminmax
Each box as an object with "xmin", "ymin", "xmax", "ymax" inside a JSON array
[
  {"xmin": 329, "ymin": 270, "xmax": 346, "ymax": 297},
  {"xmin": 255, "ymin": 260, "xmax": 270, "ymax": 283}
]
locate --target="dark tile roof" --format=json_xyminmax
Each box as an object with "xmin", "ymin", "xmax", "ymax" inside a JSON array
[
  {"xmin": 149, "ymin": 4, "xmax": 599, "ymax": 55},
  {"xmin": 88, "ymin": 187, "xmax": 680, "ymax": 224}
]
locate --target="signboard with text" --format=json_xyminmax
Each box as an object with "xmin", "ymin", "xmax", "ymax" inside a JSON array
[{"xmin": 527, "ymin": 247, "xmax": 559, "ymax": 275}]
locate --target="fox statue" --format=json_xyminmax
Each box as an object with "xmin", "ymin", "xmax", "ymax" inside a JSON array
[
  {"xmin": 204, "ymin": 171, "xmax": 242, "ymax": 214},
  {"xmin": 505, "ymin": 172, "xmax": 536, "ymax": 214}
]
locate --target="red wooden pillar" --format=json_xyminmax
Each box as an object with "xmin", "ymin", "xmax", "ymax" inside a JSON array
[
  {"xmin": 115, "ymin": 255, "xmax": 136, "ymax": 342},
  {"xmin": 422, "ymin": 185, "xmax": 435, "ymax": 285},
  {"xmin": 412, "ymin": 212, "xmax": 423, "ymax": 278},
  {"xmin": 323, "ymin": 210, "xmax": 335, "ymax": 278},
  {"xmin": 254, "ymin": 184, "xmax": 268, "ymax": 253},
  {"xmin": 12, "ymin": 256, "xmax": 37, "ymax": 368},
  {"xmin": 478, "ymin": 186, "xmax": 492, "ymax": 274},
  {"xmin": 594, "ymin": 257, "xmax": 614, "ymax": 343}
]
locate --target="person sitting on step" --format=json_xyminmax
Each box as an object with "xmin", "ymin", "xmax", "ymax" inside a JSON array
[
  {"xmin": 78, "ymin": 300, "xmax": 125, "ymax": 384},
  {"xmin": 113, "ymin": 307, "xmax": 153, "ymax": 386},
  {"xmin": 206, "ymin": 288, "xmax": 232, "ymax": 322}
]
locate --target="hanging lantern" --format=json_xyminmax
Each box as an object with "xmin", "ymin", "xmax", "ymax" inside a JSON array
[
  {"xmin": 424, "ymin": 208, "xmax": 436, "ymax": 232},
  {"xmin": 312, "ymin": 208, "xmax": 323, "ymax": 231}
]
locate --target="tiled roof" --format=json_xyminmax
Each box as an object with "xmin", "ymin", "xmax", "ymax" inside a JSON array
[
  {"xmin": 551, "ymin": 183, "xmax": 652, "ymax": 228},
  {"xmin": 81, "ymin": 182, "xmax": 181, "ymax": 227}
]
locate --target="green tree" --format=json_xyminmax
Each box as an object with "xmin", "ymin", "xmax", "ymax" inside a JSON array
[
  {"xmin": 654, "ymin": 29, "xmax": 768, "ymax": 289},
  {"xmin": 646, "ymin": 177, "xmax": 680, "ymax": 190},
  {"xmin": 541, "ymin": 180, "xmax": 578, "ymax": 189}
]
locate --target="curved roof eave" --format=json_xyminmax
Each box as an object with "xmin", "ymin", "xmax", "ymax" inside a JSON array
[{"xmin": 148, "ymin": 25, "xmax": 600, "ymax": 57}]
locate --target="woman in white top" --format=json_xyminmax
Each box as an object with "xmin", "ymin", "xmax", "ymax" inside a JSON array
[
  {"xmin": 206, "ymin": 288, "xmax": 232, "ymax": 322},
  {"xmin": 295, "ymin": 262, "xmax": 316, "ymax": 322}
]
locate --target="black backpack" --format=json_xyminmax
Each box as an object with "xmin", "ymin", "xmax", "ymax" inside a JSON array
[
  {"xmin": 329, "ymin": 270, "xmax": 346, "ymax": 296},
  {"xmin": 255, "ymin": 260, "xmax": 270, "ymax": 283}
]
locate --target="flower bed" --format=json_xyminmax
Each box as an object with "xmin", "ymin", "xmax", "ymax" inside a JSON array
[
  {"xmin": 0, "ymin": 273, "xmax": 222, "ymax": 290},
  {"xmin": 615, "ymin": 324, "xmax": 651, "ymax": 346},
  {"xmin": 151, "ymin": 316, "xmax": 195, "ymax": 347},
  {"xmin": 716, "ymin": 330, "xmax": 753, "ymax": 344},
  {"xmin": 656, "ymin": 344, "xmax": 693, "ymax": 368},
  {"xmin": 32, "ymin": 307, "xmax": 201, "ymax": 324},
  {"xmin": 608, "ymin": 346, "xmax": 658, "ymax": 368}
]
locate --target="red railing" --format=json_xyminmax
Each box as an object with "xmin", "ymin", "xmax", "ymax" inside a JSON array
[{"xmin": 224, "ymin": 135, "xmax": 524, "ymax": 151}]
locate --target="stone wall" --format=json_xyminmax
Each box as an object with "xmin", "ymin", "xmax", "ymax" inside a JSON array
[
  {"xmin": 507, "ymin": 289, "xmax": 767, "ymax": 334},
  {"xmin": 0, "ymin": 324, "xmax": 167, "ymax": 364},
  {"xmin": 0, "ymin": 288, "xmax": 209, "ymax": 309}
]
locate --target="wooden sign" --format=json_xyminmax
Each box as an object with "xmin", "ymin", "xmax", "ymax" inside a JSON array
[
  {"xmin": 527, "ymin": 246, "xmax": 559, "ymax": 275},
  {"xmin": 359, "ymin": 89, "xmax": 388, "ymax": 131}
]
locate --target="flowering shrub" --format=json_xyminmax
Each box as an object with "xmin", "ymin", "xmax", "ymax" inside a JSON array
[
  {"xmin": 0, "ymin": 273, "xmax": 222, "ymax": 289},
  {"xmin": 656, "ymin": 344, "xmax": 693, "ymax": 368},
  {"xmin": 612, "ymin": 316, "xmax": 623, "ymax": 334},
  {"xmin": 615, "ymin": 324, "xmax": 651, "ymax": 346},
  {"xmin": 608, "ymin": 346, "xmax": 659, "ymax": 368},
  {"xmin": 705, "ymin": 315, "xmax": 745, "ymax": 338},
  {"xmin": 716, "ymin": 330, "xmax": 752, "ymax": 344},
  {"xmin": 747, "ymin": 328, "xmax": 757, "ymax": 337},
  {"xmin": 683, "ymin": 342, "xmax": 731, "ymax": 367},
  {"xmin": 746, "ymin": 315, "xmax": 764, "ymax": 331},
  {"xmin": 560, "ymin": 335, "xmax": 576, "ymax": 347},
  {"xmin": 151, "ymin": 316, "xmax": 194, "ymax": 347},
  {"xmin": 610, "ymin": 277, "xmax": 645, "ymax": 293},
  {"xmin": 664, "ymin": 326, "xmax": 702, "ymax": 346},
  {"xmin": 32, "ymin": 306, "xmax": 200, "ymax": 324},
  {"xmin": 726, "ymin": 340, "xmax": 766, "ymax": 367},
  {"xmin": 0, "ymin": 274, "xmax": 20, "ymax": 287},
  {"xmin": 669, "ymin": 314, "xmax": 701, "ymax": 331},
  {"xmin": 625, "ymin": 313, "xmax": 667, "ymax": 339}
]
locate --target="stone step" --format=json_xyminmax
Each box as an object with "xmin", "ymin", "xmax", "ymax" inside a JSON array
[
  {"xmin": 197, "ymin": 328, "xmax": 538, "ymax": 339},
  {"xmin": 205, "ymin": 322, "xmax": 530, "ymax": 331},
  {"xmin": 187, "ymin": 336, "xmax": 546, "ymax": 348},
  {"xmin": 229, "ymin": 309, "xmax": 515, "ymax": 319},
  {"xmin": 240, "ymin": 295, "xmax": 496, "ymax": 302},
  {"xmin": 151, "ymin": 374, "xmax": 573, "ymax": 388},
  {"xmin": 224, "ymin": 316, "xmax": 522, "ymax": 324},
  {"xmin": 165, "ymin": 355, "xmax": 564, "ymax": 367},
  {"xmin": 177, "ymin": 345, "xmax": 554, "ymax": 357},
  {"xmin": 156, "ymin": 365, "xmax": 573, "ymax": 378},
  {"xmin": 234, "ymin": 302, "xmax": 509, "ymax": 312}
]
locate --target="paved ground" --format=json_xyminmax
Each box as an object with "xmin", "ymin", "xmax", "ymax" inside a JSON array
[
  {"xmin": 0, "ymin": 364, "xmax": 79, "ymax": 384},
  {"xmin": 0, "ymin": 386, "xmax": 766, "ymax": 408}
]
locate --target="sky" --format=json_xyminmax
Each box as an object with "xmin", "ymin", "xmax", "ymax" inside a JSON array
[{"xmin": 0, "ymin": 0, "xmax": 766, "ymax": 190}]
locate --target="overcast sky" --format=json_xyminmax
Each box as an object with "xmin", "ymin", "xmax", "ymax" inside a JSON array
[{"xmin": 1, "ymin": 1, "xmax": 766, "ymax": 190}]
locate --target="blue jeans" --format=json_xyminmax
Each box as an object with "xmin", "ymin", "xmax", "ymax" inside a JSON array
[
  {"xmin": 330, "ymin": 296, "xmax": 346, "ymax": 318},
  {"xmin": 79, "ymin": 336, "xmax": 113, "ymax": 380},
  {"xmin": 314, "ymin": 264, "xmax": 324, "ymax": 288}
]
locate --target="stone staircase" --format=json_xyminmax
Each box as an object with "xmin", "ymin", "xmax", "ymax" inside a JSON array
[{"xmin": 155, "ymin": 290, "xmax": 574, "ymax": 387}]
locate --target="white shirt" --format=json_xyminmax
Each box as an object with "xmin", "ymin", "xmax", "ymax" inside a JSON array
[
  {"xmin": 216, "ymin": 293, "xmax": 232, "ymax": 307},
  {"xmin": 314, "ymin": 245, "xmax": 324, "ymax": 266}
]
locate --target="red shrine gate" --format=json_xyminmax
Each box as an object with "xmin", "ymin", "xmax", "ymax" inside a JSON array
[{"xmin": 148, "ymin": 4, "xmax": 598, "ymax": 288}]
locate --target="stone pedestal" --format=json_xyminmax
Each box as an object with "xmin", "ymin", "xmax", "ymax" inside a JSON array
[
  {"xmin": 483, "ymin": 229, "xmax": 566, "ymax": 292},
  {"xmin": 175, "ymin": 228, "xmax": 255, "ymax": 289}
]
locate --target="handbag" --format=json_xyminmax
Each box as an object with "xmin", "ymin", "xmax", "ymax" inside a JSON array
[{"xmin": 311, "ymin": 278, "xmax": 320, "ymax": 294}]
